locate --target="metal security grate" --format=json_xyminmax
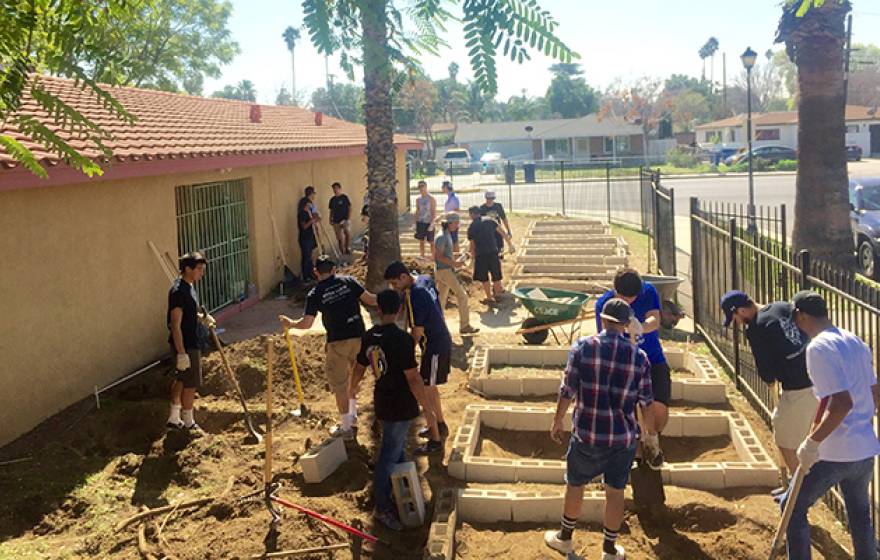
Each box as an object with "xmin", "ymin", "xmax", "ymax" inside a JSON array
[{"xmin": 175, "ymin": 179, "xmax": 251, "ymax": 313}]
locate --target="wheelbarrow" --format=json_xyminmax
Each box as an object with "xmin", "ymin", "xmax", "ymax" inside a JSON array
[
  {"xmin": 513, "ymin": 287, "xmax": 593, "ymax": 345},
  {"xmin": 641, "ymin": 274, "xmax": 686, "ymax": 329}
]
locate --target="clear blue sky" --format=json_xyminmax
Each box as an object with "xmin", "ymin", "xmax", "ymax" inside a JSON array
[{"xmin": 202, "ymin": 1, "xmax": 880, "ymax": 105}]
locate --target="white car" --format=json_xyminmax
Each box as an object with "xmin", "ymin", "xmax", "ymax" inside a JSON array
[
  {"xmin": 443, "ymin": 148, "xmax": 471, "ymax": 173},
  {"xmin": 479, "ymin": 152, "xmax": 503, "ymax": 173}
]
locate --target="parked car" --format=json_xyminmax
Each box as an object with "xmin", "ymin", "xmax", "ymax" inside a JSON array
[
  {"xmin": 847, "ymin": 145, "xmax": 863, "ymax": 162},
  {"xmin": 443, "ymin": 148, "xmax": 471, "ymax": 174},
  {"xmin": 849, "ymin": 177, "xmax": 880, "ymax": 277},
  {"xmin": 725, "ymin": 145, "xmax": 797, "ymax": 166},
  {"xmin": 479, "ymin": 151, "xmax": 503, "ymax": 174}
]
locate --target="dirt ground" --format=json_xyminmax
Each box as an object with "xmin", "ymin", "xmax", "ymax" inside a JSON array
[{"xmin": 0, "ymin": 214, "xmax": 856, "ymax": 559}]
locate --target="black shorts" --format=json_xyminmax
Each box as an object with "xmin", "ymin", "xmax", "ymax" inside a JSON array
[
  {"xmin": 420, "ymin": 351, "xmax": 451, "ymax": 386},
  {"xmin": 169, "ymin": 345, "xmax": 202, "ymax": 389},
  {"xmin": 415, "ymin": 222, "xmax": 434, "ymax": 242},
  {"xmin": 650, "ymin": 361, "xmax": 671, "ymax": 405},
  {"xmin": 474, "ymin": 253, "xmax": 502, "ymax": 282}
]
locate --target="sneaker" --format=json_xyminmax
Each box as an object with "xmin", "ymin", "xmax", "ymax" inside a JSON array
[
  {"xmin": 166, "ymin": 421, "xmax": 185, "ymax": 431},
  {"xmin": 185, "ymin": 423, "xmax": 205, "ymax": 437},
  {"xmin": 418, "ymin": 422, "xmax": 449, "ymax": 439},
  {"xmin": 374, "ymin": 508, "xmax": 404, "ymax": 531},
  {"xmin": 543, "ymin": 530, "xmax": 574, "ymax": 554},
  {"xmin": 414, "ymin": 439, "xmax": 443, "ymax": 455},
  {"xmin": 329, "ymin": 423, "xmax": 358, "ymax": 439},
  {"xmin": 459, "ymin": 325, "xmax": 480, "ymax": 335},
  {"xmin": 602, "ymin": 544, "xmax": 626, "ymax": 560}
]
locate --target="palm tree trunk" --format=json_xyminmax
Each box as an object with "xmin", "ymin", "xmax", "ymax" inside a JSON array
[
  {"xmin": 290, "ymin": 47, "xmax": 297, "ymax": 106},
  {"xmin": 361, "ymin": 0, "xmax": 400, "ymax": 290},
  {"xmin": 788, "ymin": 1, "xmax": 852, "ymax": 266}
]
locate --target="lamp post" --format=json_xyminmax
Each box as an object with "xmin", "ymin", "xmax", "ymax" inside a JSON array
[{"xmin": 741, "ymin": 46, "xmax": 758, "ymax": 232}]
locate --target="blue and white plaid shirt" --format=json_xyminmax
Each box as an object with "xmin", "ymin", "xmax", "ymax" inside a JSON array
[{"xmin": 560, "ymin": 330, "xmax": 654, "ymax": 447}]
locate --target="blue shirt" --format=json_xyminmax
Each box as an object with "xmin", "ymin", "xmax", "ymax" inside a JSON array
[
  {"xmin": 594, "ymin": 283, "xmax": 666, "ymax": 365},
  {"xmin": 407, "ymin": 275, "xmax": 452, "ymax": 354}
]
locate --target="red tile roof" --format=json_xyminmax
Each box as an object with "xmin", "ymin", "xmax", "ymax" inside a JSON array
[
  {"xmin": 0, "ymin": 75, "xmax": 420, "ymax": 173},
  {"xmin": 695, "ymin": 105, "xmax": 879, "ymax": 130}
]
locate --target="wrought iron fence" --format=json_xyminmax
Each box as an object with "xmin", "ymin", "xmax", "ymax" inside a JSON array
[{"xmin": 690, "ymin": 197, "xmax": 880, "ymax": 539}]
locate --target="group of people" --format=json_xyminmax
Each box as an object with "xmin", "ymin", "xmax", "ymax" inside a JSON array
[{"xmin": 296, "ymin": 182, "xmax": 361, "ymax": 281}]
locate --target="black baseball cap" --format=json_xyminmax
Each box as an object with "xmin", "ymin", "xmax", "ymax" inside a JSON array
[
  {"xmin": 792, "ymin": 290, "xmax": 828, "ymax": 318},
  {"xmin": 600, "ymin": 298, "xmax": 634, "ymax": 325},
  {"xmin": 720, "ymin": 290, "xmax": 751, "ymax": 327}
]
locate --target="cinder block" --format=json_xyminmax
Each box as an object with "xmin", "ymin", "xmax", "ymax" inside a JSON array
[
  {"xmin": 301, "ymin": 437, "xmax": 347, "ymax": 483},
  {"xmin": 681, "ymin": 381, "xmax": 727, "ymax": 403},
  {"xmin": 424, "ymin": 539, "xmax": 450, "ymax": 560},
  {"xmin": 475, "ymin": 405, "xmax": 510, "ymax": 429},
  {"xmin": 503, "ymin": 408, "xmax": 555, "ymax": 431},
  {"xmin": 466, "ymin": 457, "xmax": 517, "ymax": 482},
  {"xmin": 391, "ymin": 462, "xmax": 425, "ymax": 527},
  {"xmin": 666, "ymin": 462, "xmax": 726, "ymax": 490},
  {"xmin": 662, "ymin": 414, "xmax": 683, "ymax": 437},
  {"xmin": 457, "ymin": 489, "xmax": 512, "ymax": 523},
  {"xmin": 515, "ymin": 459, "xmax": 566, "ymax": 484},
  {"xmin": 723, "ymin": 462, "xmax": 780, "ymax": 488},
  {"xmin": 670, "ymin": 380, "xmax": 684, "ymax": 401},
  {"xmin": 511, "ymin": 492, "xmax": 563, "ymax": 523},
  {"xmin": 486, "ymin": 346, "xmax": 510, "ymax": 363},
  {"xmin": 447, "ymin": 447, "xmax": 466, "ymax": 480},
  {"xmin": 679, "ymin": 412, "xmax": 729, "ymax": 437},
  {"xmin": 521, "ymin": 375, "xmax": 562, "ymax": 397},
  {"xmin": 665, "ymin": 347, "xmax": 686, "ymax": 369}
]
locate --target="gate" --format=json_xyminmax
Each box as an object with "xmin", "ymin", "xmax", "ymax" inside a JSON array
[{"xmin": 175, "ymin": 179, "xmax": 252, "ymax": 313}]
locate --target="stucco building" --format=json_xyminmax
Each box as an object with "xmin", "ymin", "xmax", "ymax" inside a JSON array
[{"xmin": 0, "ymin": 76, "xmax": 418, "ymax": 446}]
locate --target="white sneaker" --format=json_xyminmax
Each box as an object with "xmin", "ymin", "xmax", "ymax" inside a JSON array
[
  {"xmin": 329, "ymin": 423, "xmax": 356, "ymax": 441},
  {"xmin": 544, "ymin": 530, "xmax": 574, "ymax": 554},
  {"xmin": 602, "ymin": 544, "xmax": 625, "ymax": 560}
]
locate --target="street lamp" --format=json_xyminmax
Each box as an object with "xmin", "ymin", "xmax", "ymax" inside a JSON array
[{"xmin": 741, "ymin": 46, "xmax": 758, "ymax": 232}]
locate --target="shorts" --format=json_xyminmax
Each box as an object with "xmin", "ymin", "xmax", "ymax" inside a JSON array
[
  {"xmin": 650, "ymin": 362, "xmax": 671, "ymax": 405},
  {"xmin": 325, "ymin": 338, "xmax": 361, "ymax": 392},
  {"xmin": 474, "ymin": 253, "xmax": 502, "ymax": 282},
  {"xmin": 565, "ymin": 437, "xmax": 637, "ymax": 489},
  {"xmin": 332, "ymin": 220, "xmax": 350, "ymax": 235},
  {"xmin": 420, "ymin": 351, "xmax": 451, "ymax": 386},
  {"xmin": 450, "ymin": 230, "xmax": 459, "ymax": 245},
  {"xmin": 415, "ymin": 221, "xmax": 434, "ymax": 242},
  {"xmin": 169, "ymin": 345, "xmax": 202, "ymax": 389},
  {"xmin": 772, "ymin": 387, "xmax": 818, "ymax": 449}
]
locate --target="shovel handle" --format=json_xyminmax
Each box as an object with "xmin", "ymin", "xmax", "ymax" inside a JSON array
[{"xmin": 283, "ymin": 328, "xmax": 306, "ymax": 406}]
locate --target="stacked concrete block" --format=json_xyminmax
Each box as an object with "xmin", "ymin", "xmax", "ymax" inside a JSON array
[
  {"xmin": 300, "ymin": 437, "xmax": 347, "ymax": 483},
  {"xmin": 457, "ymin": 488, "xmax": 605, "ymax": 524},
  {"xmin": 457, "ymin": 488, "xmax": 515, "ymax": 523},
  {"xmin": 664, "ymin": 462, "xmax": 727, "ymax": 490},
  {"xmin": 424, "ymin": 488, "xmax": 458, "ymax": 560},
  {"xmin": 391, "ymin": 461, "xmax": 425, "ymax": 527}
]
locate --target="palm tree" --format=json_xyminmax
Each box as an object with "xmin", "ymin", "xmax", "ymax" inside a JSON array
[
  {"xmin": 699, "ymin": 37, "xmax": 719, "ymax": 85},
  {"xmin": 237, "ymin": 80, "xmax": 257, "ymax": 102},
  {"xmin": 776, "ymin": 0, "xmax": 853, "ymax": 265},
  {"xmin": 302, "ymin": 0, "xmax": 575, "ymax": 289},
  {"xmin": 282, "ymin": 26, "xmax": 300, "ymax": 106},
  {"xmin": 448, "ymin": 62, "xmax": 459, "ymax": 83}
]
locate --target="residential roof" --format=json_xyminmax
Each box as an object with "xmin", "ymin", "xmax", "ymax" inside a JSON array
[
  {"xmin": 455, "ymin": 114, "xmax": 642, "ymax": 143},
  {"xmin": 0, "ymin": 75, "xmax": 420, "ymax": 176},
  {"xmin": 695, "ymin": 105, "xmax": 879, "ymax": 130}
]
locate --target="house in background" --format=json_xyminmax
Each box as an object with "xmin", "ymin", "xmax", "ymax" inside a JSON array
[
  {"xmin": 0, "ymin": 76, "xmax": 419, "ymax": 447},
  {"xmin": 454, "ymin": 114, "xmax": 645, "ymax": 162},
  {"xmin": 696, "ymin": 105, "xmax": 880, "ymax": 155}
]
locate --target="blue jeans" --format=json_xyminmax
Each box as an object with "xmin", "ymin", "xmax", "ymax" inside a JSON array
[
  {"xmin": 782, "ymin": 458, "xmax": 876, "ymax": 560},
  {"xmin": 299, "ymin": 236, "xmax": 316, "ymax": 280},
  {"xmin": 374, "ymin": 420, "xmax": 410, "ymax": 513},
  {"xmin": 565, "ymin": 436, "xmax": 637, "ymax": 489}
]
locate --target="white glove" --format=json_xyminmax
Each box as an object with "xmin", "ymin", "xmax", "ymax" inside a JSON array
[
  {"xmin": 507, "ymin": 239, "xmax": 516, "ymax": 254},
  {"xmin": 797, "ymin": 437, "xmax": 821, "ymax": 473},
  {"xmin": 427, "ymin": 222, "xmax": 435, "ymax": 232},
  {"xmin": 176, "ymin": 353, "xmax": 191, "ymax": 371},
  {"xmin": 200, "ymin": 312, "xmax": 216, "ymax": 329},
  {"xmin": 643, "ymin": 432, "xmax": 661, "ymax": 454},
  {"xmin": 627, "ymin": 317, "xmax": 644, "ymax": 336}
]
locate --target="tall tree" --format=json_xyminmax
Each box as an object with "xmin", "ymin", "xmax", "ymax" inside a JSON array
[
  {"xmin": 776, "ymin": 0, "xmax": 852, "ymax": 265},
  {"xmin": 211, "ymin": 80, "xmax": 257, "ymax": 101},
  {"xmin": 311, "ymin": 83, "xmax": 365, "ymax": 122},
  {"xmin": 601, "ymin": 78, "xmax": 666, "ymax": 161},
  {"xmin": 282, "ymin": 26, "xmax": 301, "ymax": 105},
  {"xmin": 448, "ymin": 62, "xmax": 460, "ymax": 82},
  {"xmin": 397, "ymin": 77, "xmax": 439, "ymax": 154},
  {"xmin": 546, "ymin": 63, "xmax": 598, "ymax": 118}
]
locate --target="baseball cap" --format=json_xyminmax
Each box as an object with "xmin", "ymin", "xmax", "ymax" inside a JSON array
[
  {"xmin": 485, "ymin": 191, "xmax": 496, "ymax": 199},
  {"xmin": 600, "ymin": 298, "xmax": 634, "ymax": 325},
  {"xmin": 792, "ymin": 290, "xmax": 828, "ymax": 317},
  {"xmin": 443, "ymin": 212, "xmax": 460, "ymax": 224},
  {"xmin": 720, "ymin": 290, "xmax": 751, "ymax": 327}
]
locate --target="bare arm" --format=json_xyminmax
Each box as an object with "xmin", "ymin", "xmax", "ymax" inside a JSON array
[
  {"xmin": 502, "ymin": 217, "xmax": 512, "ymax": 235},
  {"xmin": 170, "ymin": 307, "xmax": 185, "ymax": 354},
  {"xmin": 412, "ymin": 325, "xmax": 425, "ymax": 347},
  {"xmin": 405, "ymin": 366, "xmax": 436, "ymax": 423},
  {"xmin": 809, "ymin": 390, "xmax": 854, "ymax": 443},
  {"xmin": 359, "ymin": 291, "xmax": 377, "ymax": 307},
  {"xmin": 641, "ymin": 309, "xmax": 661, "ymax": 334},
  {"xmin": 349, "ymin": 362, "xmax": 367, "ymax": 401},
  {"xmin": 550, "ymin": 396, "xmax": 572, "ymax": 443},
  {"xmin": 430, "ymin": 196, "xmax": 437, "ymax": 223},
  {"xmin": 279, "ymin": 314, "xmax": 316, "ymax": 331}
]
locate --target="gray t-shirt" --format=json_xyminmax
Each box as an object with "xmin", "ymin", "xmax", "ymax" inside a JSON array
[
  {"xmin": 416, "ymin": 194, "xmax": 433, "ymax": 224},
  {"xmin": 434, "ymin": 233, "xmax": 454, "ymax": 270}
]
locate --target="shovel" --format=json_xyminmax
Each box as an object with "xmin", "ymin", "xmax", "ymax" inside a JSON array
[
  {"xmin": 282, "ymin": 326, "xmax": 308, "ymax": 418},
  {"xmin": 208, "ymin": 326, "xmax": 263, "ymax": 444},
  {"xmin": 631, "ymin": 408, "xmax": 665, "ymax": 512}
]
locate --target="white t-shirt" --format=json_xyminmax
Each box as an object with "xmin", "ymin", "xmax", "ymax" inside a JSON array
[{"xmin": 806, "ymin": 326, "xmax": 880, "ymax": 462}]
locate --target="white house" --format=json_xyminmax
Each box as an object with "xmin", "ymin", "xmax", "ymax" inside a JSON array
[
  {"xmin": 695, "ymin": 105, "xmax": 880, "ymax": 155},
  {"xmin": 454, "ymin": 114, "xmax": 645, "ymax": 162}
]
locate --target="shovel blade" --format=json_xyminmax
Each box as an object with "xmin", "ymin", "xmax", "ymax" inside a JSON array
[{"xmin": 630, "ymin": 459, "xmax": 665, "ymax": 508}]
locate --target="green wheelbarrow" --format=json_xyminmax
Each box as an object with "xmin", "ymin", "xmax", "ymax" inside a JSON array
[{"xmin": 513, "ymin": 287, "xmax": 593, "ymax": 345}]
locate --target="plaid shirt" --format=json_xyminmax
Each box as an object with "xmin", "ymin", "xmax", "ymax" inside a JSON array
[{"xmin": 560, "ymin": 330, "xmax": 654, "ymax": 447}]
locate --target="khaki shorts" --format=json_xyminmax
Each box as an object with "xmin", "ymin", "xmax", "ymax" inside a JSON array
[
  {"xmin": 332, "ymin": 221, "xmax": 350, "ymax": 235},
  {"xmin": 772, "ymin": 387, "xmax": 818, "ymax": 450},
  {"xmin": 325, "ymin": 338, "xmax": 360, "ymax": 392}
]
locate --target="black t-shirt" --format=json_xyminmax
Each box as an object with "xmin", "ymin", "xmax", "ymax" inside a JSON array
[
  {"xmin": 467, "ymin": 217, "xmax": 499, "ymax": 256},
  {"xmin": 357, "ymin": 323, "xmax": 420, "ymax": 421},
  {"xmin": 479, "ymin": 202, "xmax": 506, "ymax": 221},
  {"xmin": 745, "ymin": 301, "xmax": 812, "ymax": 391},
  {"xmin": 297, "ymin": 198, "xmax": 315, "ymax": 244},
  {"xmin": 329, "ymin": 194, "xmax": 351, "ymax": 224},
  {"xmin": 304, "ymin": 274, "xmax": 366, "ymax": 342},
  {"xmin": 167, "ymin": 278, "xmax": 200, "ymax": 350}
]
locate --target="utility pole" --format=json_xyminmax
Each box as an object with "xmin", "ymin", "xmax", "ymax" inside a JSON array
[{"xmin": 722, "ymin": 52, "xmax": 728, "ymax": 114}]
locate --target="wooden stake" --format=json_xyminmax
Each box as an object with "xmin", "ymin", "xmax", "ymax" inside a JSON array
[
  {"xmin": 265, "ymin": 337, "xmax": 274, "ymax": 485},
  {"xmin": 248, "ymin": 543, "xmax": 349, "ymax": 559}
]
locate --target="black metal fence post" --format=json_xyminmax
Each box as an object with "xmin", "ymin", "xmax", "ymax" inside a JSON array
[
  {"xmin": 729, "ymin": 217, "xmax": 741, "ymax": 390},
  {"xmin": 800, "ymin": 249, "xmax": 811, "ymax": 290},
  {"xmin": 560, "ymin": 160, "xmax": 566, "ymax": 216},
  {"xmin": 690, "ymin": 197, "xmax": 701, "ymax": 326},
  {"xmin": 506, "ymin": 160, "xmax": 514, "ymax": 213}
]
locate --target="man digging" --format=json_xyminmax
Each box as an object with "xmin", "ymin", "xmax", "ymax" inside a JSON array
[
  {"xmin": 166, "ymin": 252, "xmax": 210, "ymax": 435},
  {"xmin": 434, "ymin": 213, "xmax": 479, "ymax": 336},
  {"xmin": 348, "ymin": 289, "xmax": 440, "ymax": 531},
  {"xmin": 280, "ymin": 255, "xmax": 376, "ymax": 441},
  {"xmin": 384, "ymin": 261, "xmax": 447, "ymax": 455},
  {"xmin": 546, "ymin": 298, "xmax": 656, "ymax": 559}
]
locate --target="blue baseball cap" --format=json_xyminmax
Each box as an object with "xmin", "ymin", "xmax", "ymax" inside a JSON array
[{"xmin": 720, "ymin": 290, "xmax": 751, "ymax": 327}]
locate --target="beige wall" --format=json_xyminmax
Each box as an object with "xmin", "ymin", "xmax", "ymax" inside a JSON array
[{"xmin": 0, "ymin": 148, "xmax": 410, "ymax": 446}]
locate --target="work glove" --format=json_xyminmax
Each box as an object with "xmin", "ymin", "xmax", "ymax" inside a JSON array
[
  {"xmin": 627, "ymin": 317, "xmax": 644, "ymax": 337},
  {"xmin": 199, "ymin": 312, "xmax": 216, "ymax": 329},
  {"xmin": 507, "ymin": 238, "xmax": 516, "ymax": 254},
  {"xmin": 797, "ymin": 437, "xmax": 821, "ymax": 473},
  {"xmin": 176, "ymin": 353, "xmax": 191, "ymax": 372},
  {"xmin": 643, "ymin": 432, "xmax": 661, "ymax": 453}
]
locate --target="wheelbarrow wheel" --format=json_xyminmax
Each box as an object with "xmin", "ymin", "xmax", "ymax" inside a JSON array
[{"xmin": 521, "ymin": 318, "xmax": 549, "ymax": 345}]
